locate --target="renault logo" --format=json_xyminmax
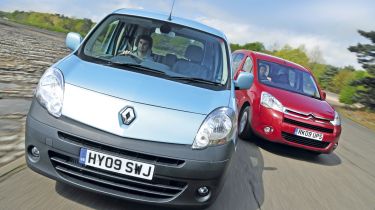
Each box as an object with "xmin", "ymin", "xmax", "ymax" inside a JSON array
[{"xmin": 120, "ymin": 106, "xmax": 136, "ymax": 125}]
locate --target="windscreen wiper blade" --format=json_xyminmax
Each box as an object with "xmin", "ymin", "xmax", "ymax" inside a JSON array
[
  {"xmin": 109, "ymin": 62, "xmax": 166, "ymax": 75},
  {"xmin": 309, "ymin": 95, "xmax": 321, "ymax": 100},
  {"xmin": 169, "ymin": 76, "xmax": 224, "ymax": 86}
]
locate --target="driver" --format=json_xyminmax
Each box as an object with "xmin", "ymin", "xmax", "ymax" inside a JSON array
[
  {"xmin": 120, "ymin": 34, "xmax": 154, "ymax": 61},
  {"xmin": 259, "ymin": 64, "xmax": 271, "ymax": 81}
]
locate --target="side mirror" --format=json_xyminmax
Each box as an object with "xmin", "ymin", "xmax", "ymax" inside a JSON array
[
  {"xmin": 321, "ymin": 91, "xmax": 326, "ymax": 100},
  {"xmin": 66, "ymin": 32, "xmax": 82, "ymax": 51},
  {"xmin": 234, "ymin": 72, "xmax": 254, "ymax": 90}
]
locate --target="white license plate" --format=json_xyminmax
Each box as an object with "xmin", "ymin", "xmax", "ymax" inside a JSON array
[
  {"xmin": 294, "ymin": 128, "xmax": 323, "ymax": 141},
  {"xmin": 79, "ymin": 148, "xmax": 155, "ymax": 180}
]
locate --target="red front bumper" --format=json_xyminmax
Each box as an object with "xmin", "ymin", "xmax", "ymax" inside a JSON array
[{"xmin": 251, "ymin": 106, "xmax": 341, "ymax": 153}]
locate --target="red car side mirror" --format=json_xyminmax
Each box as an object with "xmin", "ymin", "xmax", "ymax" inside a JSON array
[{"xmin": 321, "ymin": 91, "xmax": 326, "ymax": 100}]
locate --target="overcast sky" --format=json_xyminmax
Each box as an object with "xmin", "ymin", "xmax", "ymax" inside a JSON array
[{"xmin": 1, "ymin": 0, "xmax": 374, "ymax": 69}]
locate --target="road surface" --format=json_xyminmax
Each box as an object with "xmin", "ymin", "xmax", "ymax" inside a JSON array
[{"xmin": 0, "ymin": 116, "xmax": 374, "ymax": 210}]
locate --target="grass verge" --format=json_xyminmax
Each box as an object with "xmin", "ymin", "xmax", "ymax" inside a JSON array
[{"xmin": 336, "ymin": 107, "xmax": 375, "ymax": 132}]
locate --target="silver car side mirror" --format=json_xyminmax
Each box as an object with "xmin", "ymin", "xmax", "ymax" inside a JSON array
[
  {"xmin": 235, "ymin": 72, "xmax": 253, "ymax": 90},
  {"xmin": 66, "ymin": 32, "xmax": 82, "ymax": 51}
]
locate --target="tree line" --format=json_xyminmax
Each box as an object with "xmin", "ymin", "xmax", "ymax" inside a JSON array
[
  {"xmin": 0, "ymin": 10, "xmax": 95, "ymax": 36},
  {"xmin": 1, "ymin": 11, "xmax": 373, "ymax": 111}
]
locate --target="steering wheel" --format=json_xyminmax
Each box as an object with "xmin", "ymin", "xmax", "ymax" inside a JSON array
[
  {"xmin": 127, "ymin": 53, "xmax": 143, "ymax": 63},
  {"xmin": 119, "ymin": 51, "xmax": 143, "ymax": 63}
]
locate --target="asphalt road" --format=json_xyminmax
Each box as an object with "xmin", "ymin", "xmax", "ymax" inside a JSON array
[{"xmin": 0, "ymin": 116, "xmax": 374, "ymax": 210}]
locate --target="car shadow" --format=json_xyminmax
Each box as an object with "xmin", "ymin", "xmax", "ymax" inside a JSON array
[
  {"xmin": 55, "ymin": 181, "xmax": 161, "ymax": 210},
  {"xmin": 251, "ymin": 135, "xmax": 341, "ymax": 166},
  {"xmin": 55, "ymin": 139, "xmax": 265, "ymax": 210},
  {"xmin": 206, "ymin": 139, "xmax": 265, "ymax": 210}
]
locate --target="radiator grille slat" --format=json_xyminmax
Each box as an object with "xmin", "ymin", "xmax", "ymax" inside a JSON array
[
  {"xmin": 55, "ymin": 166, "xmax": 176, "ymax": 197},
  {"xmin": 58, "ymin": 132, "xmax": 185, "ymax": 167},
  {"xmin": 50, "ymin": 156, "xmax": 184, "ymax": 191},
  {"xmin": 283, "ymin": 118, "xmax": 333, "ymax": 133},
  {"xmin": 49, "ymin": 151, "xmax": 187, "ymax": 201}
]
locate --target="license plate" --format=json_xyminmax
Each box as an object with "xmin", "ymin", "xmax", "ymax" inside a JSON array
[
  {"xmin": 79, "ymin": 148, "xmax": 155, "ymax": 180},
  {"xmin": 294, "ymin": 128, "xmax": 323, "ymax": 141}
]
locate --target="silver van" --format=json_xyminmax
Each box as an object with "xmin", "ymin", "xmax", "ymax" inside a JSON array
[{"xmin": 25, "ymin": 9, "xmax": 253, "ymax": 208}]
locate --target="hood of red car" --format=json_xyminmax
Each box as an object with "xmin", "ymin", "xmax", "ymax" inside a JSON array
[{"xmin": 263, "ymin": 86, "xmax": 335, "ymax": 120}]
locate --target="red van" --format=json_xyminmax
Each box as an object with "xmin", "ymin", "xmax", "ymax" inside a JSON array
[{"xmin": 233, "ymin": 50, "xmax": 341, "ymax": 154}]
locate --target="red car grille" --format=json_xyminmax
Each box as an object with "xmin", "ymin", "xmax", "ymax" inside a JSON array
[
  {"xmin": 282, "ymin": 132, "xmax": 330, "ymax": 149},
  {"xmin": 283, "ymin": 117, "xmax": 334, "ymax": 133}
]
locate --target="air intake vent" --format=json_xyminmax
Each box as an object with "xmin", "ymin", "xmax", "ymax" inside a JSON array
[
  {"xmin": 49, "ymin": 151, "xmax": 187, "ymax": 201},
  {"xmin": 58, "ymin": 132, "xmax": 185, "ymax": 167},
  {"xmin": 283, "ymin": 118, "xmax": 333, "ymax": 133}
]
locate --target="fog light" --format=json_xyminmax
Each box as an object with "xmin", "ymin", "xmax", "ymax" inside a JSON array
[
  {"xmin": 333, "ymin": 143, "xmax": 338, "ymax": 150},
  {"xmin": 31, "ymin": 146, "xmax": 40, "ymax": 157},
  {"xmin": 196, "ymin": 186, "xmax": 211, "ymax": 202},
  {"xmin": 197, "ymin": 186, "xmax": 209, "ymax": 197},
  {"xmin": 264, "ymin": 126, "xmax": 273, "ymax": 134},
  {"xmin": 28, "ymin": 145, "xmax": 40, "ymax": 163}
]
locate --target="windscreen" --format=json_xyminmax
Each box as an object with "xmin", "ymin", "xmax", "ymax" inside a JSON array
[
  {"xmin": 79, "ymin": 14, "xmax": 230, "ymax": 88},
  {"xmin": 258, "ymin": 60, "xmax": 321, "ymax": 99}
]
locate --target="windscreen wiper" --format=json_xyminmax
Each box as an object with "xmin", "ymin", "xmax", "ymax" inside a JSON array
[
  {"xmin": 108, "ymin": 62, "xmax": 166, "ymax": 75},
  {"xmin": 169, "ymin": 76, "xmax": 224, "ymax": 86},
  {"xmin": 302, "ymin": 93, "xmax": 321, "ymax": 100}
]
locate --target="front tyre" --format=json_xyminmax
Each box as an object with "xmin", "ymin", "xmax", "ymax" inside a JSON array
[{"xmin": 238, "ymin": 106, "xmax": 253, "ymax": 140}]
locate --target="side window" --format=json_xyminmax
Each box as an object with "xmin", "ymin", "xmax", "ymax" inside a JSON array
[
  {"xmin": 232, "ymin": 53, "xmax": 244, "ymax": 71},
  {"xmin": 91, "ymin": 20, "xmax": 119, "ymax": 55},
  {"xmin": 242, "ymin": 57, "xmax": 253, "ymax": 73}
]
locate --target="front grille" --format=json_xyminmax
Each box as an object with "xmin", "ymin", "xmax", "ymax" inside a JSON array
[
  {"xmin": 282, "ymin": 132, "xmax": 330, "ymax": 149},
  {"xmin": 49, "ymin": 151, "xmax": 187, "ymax": 201},
  {"xmin": 283, "ymin": 118, "xmax": 333, "ymax": 133},
  {"xmin": 58, "ymin": 132, "xmax": 185, "ymax": 167},
  {"xmin": 284, "ymin": 109, "xmax": 331, "ymax": 122}
]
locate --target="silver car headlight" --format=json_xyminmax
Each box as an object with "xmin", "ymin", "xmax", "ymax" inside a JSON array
[
  {"xmin": 261, "ymin": 91, "xmax": 284, "ymax": 112},
  {"xmin": 330, "ymin": 111, "xmax": 341, "ymax": 126},
  {"xmin": 36, "ymin": 67, "xmax": 65, "ymax": 117},
  {"xmin": 192, "ymin": 107, "xmax": 236, "ymax": 149}
]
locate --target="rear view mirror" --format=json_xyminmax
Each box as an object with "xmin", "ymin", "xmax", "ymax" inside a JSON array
[
  {"xmin": 235, "ymin": 72, "xmax": 253, "ymax": 90},
  {"xmin": 155, "ymin": 28, "xmax": 175, "ymax": 38},
  {"xmin": 66, "ymin": 32, "xmax": 82, "ymax": 51}
]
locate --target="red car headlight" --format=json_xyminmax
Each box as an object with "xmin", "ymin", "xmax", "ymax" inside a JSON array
[{"xmin": 260, "ymin": 91, "xmax": 284, "ymax": 112}]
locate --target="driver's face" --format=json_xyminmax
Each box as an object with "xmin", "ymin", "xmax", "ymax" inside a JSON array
[{"xmin": 138, "ymin": 39, "xmax": 150, "ymax": 53}]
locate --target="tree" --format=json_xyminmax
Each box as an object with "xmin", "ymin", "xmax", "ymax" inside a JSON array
[
  {"xmin": 80, "ymin": 18, "xmax": 94, "ymax": 33},
  {"xmin": 319, "ymin": 65, "xmax": 339, "ymax": 90},
  {"xmin": 230, "ymin": 42, "xmax": 266, "ymax": 52},
  {"xmin": 2, "ymin": 11, "xmax": 96, "ymax": 36},
  {"xmin": 272, "ymin": 45, "xmax": 310, "ymax": 68},
  {"xmin": 348, "ymin": 30, "xmax": 375, "ymax": 110},
  {"xmin": 331, "ymin": 69, "xmax": 354, "ymax": 93},
  {"xmin": 309, "ymin": 63, "xmax": 326, "ymax": 84},
  {"xmin": 308, "ymin": 46, "xmax": 325, "ymax": 64},
  {"xmin": 339, "ymin": 70, "xmax": 367, "ymax": 104}
]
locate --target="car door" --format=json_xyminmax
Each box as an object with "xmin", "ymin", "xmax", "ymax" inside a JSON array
[{"xmin": 235, "ymin": 55, "xmax": 255, "ymax": 111}]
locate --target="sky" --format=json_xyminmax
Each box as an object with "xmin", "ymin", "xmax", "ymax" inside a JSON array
[{"xmin": 1, "ymin": 0, "xmax": 374, "ymax": 69}]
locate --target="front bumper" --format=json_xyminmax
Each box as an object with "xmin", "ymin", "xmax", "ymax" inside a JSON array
[
  {"xmin": 25, "ymin": 100, "xmax": 234, "ymax": 208},
  {"xmin": 252, "ymin": 106, "xmax": 341, "ymax": 153}
]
